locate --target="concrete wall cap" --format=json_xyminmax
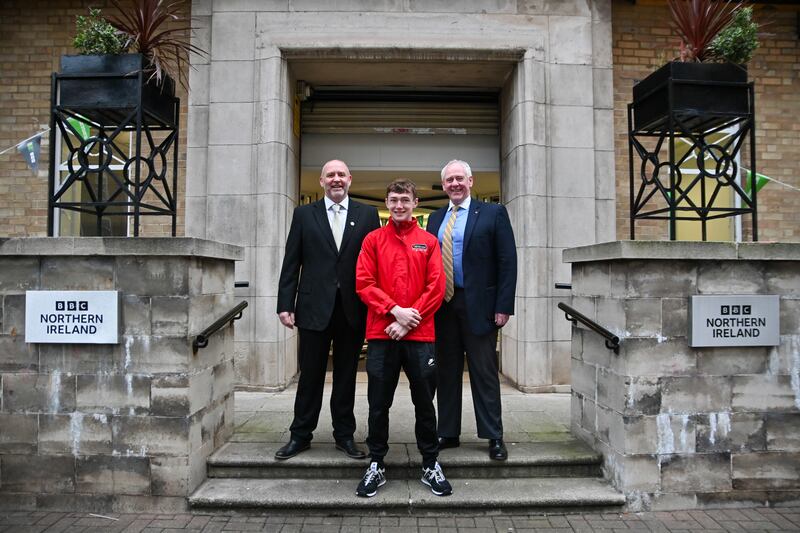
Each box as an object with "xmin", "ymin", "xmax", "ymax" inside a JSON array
[
  {"xmin": 563, "ymin": 240, "xmax": 800, "ymax": 263},
  {"xmin": 0, "ymin": 238, "xmax": 244, "ymax": 261}
]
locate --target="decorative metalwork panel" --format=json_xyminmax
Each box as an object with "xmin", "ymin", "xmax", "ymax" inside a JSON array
[
  {"xmin": 48, "ymin": 70, "xmax": 179, "ymax": 237},
  {"xmin": 628, "ymin": 80, "xmax": 757, "ymax": 241}
]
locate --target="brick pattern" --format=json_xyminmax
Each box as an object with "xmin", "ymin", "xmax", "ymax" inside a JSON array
[
  {"xmin": 0, "ymin": 0, "xmax": 189, "ymax": 238},
  {"xmin": 2, "ymin": 506, "xmax": 800, "ymax": 532},
  {"xmin": 570, "ymin": 253, "xmax": 800, "ymax": 510},
  {"xmin": 612, "ymin": 1, "xmax": 800, "ymax": 242}
]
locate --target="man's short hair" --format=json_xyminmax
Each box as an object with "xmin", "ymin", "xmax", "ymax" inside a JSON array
[
  {"xmin": 441, "ymin": 159, "xmax": 472, "ymax": 180},
  {"xmin": 386, "ymin": 179, "xmax": 418, "ymax": 199}
]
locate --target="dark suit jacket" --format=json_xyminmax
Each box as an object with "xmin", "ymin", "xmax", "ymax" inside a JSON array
[
  {"xmin": 427, "ymin": 198, "xmax": 517, "ymax": 337},
  {"xmin": 277, "ymin": 198, "xmax": 381, "ymax": 332}
]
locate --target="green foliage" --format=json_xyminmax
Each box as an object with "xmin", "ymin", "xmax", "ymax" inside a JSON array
[
  {"xmin": 106, "ymin": 0, "xmax": 208, "ymax": 90},
  {"xmin": 709, "ymin": 6, "xmax": 759, "ymax": 64},
  {"xmin": 73, "ymin": 8, "xmax": 128, "ymax": 55}
]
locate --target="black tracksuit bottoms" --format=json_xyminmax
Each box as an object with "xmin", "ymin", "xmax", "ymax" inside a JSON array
[{"xmin": 365, "ymin": 340, "xmax": 439, "ymax": 469}]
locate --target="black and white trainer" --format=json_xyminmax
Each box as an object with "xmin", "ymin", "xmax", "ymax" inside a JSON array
[
  {"xmin": 356, "ymin": 461, "xmax": 386, "ymax": 498},
  {"xmin": 421, "ymin": 461, "xmax": 453, "ymax": 496}
]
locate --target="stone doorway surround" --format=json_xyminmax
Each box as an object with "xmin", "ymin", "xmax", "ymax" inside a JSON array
[{"xmin": 185, "ymin": 0, "xmax": 615, "ymax": 393}]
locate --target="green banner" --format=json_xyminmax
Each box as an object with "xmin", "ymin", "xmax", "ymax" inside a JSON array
[
  {"xmin": 743, "ymin": 170, "xmax": 770, "ymax": 196},
  {"xmin": 67, "ymin": 116, "xmax": 91, "ymax": 140}
]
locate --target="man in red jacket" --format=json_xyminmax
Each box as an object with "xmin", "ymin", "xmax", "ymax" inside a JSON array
[{"xmin": 354, "ymin": 179, "xmax": 452, "ymax": 498}]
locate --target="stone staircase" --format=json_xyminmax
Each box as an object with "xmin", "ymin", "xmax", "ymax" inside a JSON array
[{"xmin": 189, "ymin": 439, "xmax": 625, "ymax": 514}]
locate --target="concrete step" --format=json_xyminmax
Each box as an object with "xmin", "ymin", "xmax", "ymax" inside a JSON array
[
  {"xmin": 207, "ymin": 441, "xmax": 603, "ymax": 479},
  {"xmin": 189, "ymin": 477, "xmax": 625, "ymax": 514}
]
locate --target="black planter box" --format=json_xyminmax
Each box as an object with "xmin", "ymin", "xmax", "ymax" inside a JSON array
[
  {"xmin": 632, "ymin": 61, "xmax": 749, "ymax": 132},
  {"xmin": 59, "ymin": 54, "xmax": 176, "ymax": 126}
]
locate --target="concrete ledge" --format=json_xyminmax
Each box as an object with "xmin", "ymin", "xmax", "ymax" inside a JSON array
[
  {"xmin": 0, "ymin": 238, "xmax": 243, "ymax": 261},
  {"xmin": 563, "ymin": 241, "xmax": 800, "ymax": 264},
  {"xmin": 189, "ymin": 477, "xmax": 625, "ymax": 512}
]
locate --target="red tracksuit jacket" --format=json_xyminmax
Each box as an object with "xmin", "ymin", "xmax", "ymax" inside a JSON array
[{"xmin": 355, "ymin": 218, "xmax": 445, "ymax": 342}]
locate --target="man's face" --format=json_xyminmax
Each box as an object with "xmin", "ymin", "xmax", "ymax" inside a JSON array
[
  {"xmin": 319, "ymin": 160, "xmax": 352, "ymax": 203},
  {"xmin": 441, "ymin": 163, "xmax": 473, "ymax": 206},
  {"xmin": 385, "ymin": 191, "xmax": 418, "ymax": 223}
]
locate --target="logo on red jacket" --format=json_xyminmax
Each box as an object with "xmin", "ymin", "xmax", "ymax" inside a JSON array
[{"xmin": 411, "ymin": 243, "xmax": 427, "ymax": 252}]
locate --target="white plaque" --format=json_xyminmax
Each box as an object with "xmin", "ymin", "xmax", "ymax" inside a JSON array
[
  {"xmin": 25, "ymin": 290, "xmax": 121, "ymax": 344},
  {"xmin": 689, "ymin": 295, "xmax": 779, "ymax": 348}
]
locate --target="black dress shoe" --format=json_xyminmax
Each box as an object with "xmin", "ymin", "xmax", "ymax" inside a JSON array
[
  {"xmin": 489, "ymin": 439, "xmax": 507, "ymax": 461},
  {"xmin": 274, "ymin": 439, "xmax": 310, "ymax": 460},
  {"xmin": 335, "ymin": 439, "xmax": 367, "ymax": 460},
  {"xmin": 438, "ymin": 436, "xmax": 460, "ymax": 449}
]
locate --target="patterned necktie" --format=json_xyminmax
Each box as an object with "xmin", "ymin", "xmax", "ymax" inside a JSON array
[
  {"xmin": 442, "ymin": 205, "xmax": 459, "ymax": 302},
  {"xmin": 331, "ymin": 204, "xmax": 344, "ymax": 250}
]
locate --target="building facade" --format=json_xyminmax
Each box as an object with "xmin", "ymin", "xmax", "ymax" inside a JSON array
[{"xmin": 0, "ymin": 0, "xmax": 798, "ymax": 392}]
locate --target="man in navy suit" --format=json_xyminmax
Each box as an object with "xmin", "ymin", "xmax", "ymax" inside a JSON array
[
  {"xmin": 276, "ymin": 160, "xmax": 381, "ymax": 460},
  {"xmin": 426, "ymin": 159, "xmax": 517, "ymax": 461}
]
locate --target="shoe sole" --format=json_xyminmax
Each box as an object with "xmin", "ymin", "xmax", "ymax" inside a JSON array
[
  {"xmin": 356, "ymin": 478, "xmax": 386, "ymax": 498},
  {"xmin": 335, "ymin": 444, "xmax": 367, "ymax": 459},
  {"xmin": 420, "ymin": 477, "xmax": 452, "ymax": 496},
  {"xmin": 273, "ymin": 445, "xmax": 309, "ymax": 461}
]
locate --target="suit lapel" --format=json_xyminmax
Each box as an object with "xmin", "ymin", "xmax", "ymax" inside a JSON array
[
  {"xmin": 312, "ymin": 200, "xmax": 338, "ymax": 254},
  {"xmin": 463, "ymin": 198, "xmax": 481, "ymax": 253},
  {"xmin": 339, "ymin": 200, "xmax": 360, "ymax": 252},
  {"xmin": 428, "ymin": 208, "xmax": 446, "ymax": 236}
]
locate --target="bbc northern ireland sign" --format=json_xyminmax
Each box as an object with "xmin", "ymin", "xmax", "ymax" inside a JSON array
[
  {"xmin": 25, "ymin": 291, "xmax": 121, "ymax": 344},
  {"xmin": 689, "ymin": 295, "xmax": 779, "ymax": 348}
]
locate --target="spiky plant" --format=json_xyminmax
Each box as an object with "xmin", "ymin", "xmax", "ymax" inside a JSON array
[
  {"xmin": 668, "ymin": 0, "xmax": 741, "ymax": 62},
  {"xmin": 105, "ymin": 0, "xmax": 207, "ymax": 89}
]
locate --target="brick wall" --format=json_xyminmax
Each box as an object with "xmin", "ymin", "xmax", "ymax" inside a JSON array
[
  {"xmin": 0, "ymin": 0, "xmax": 189, "ymax": 237},
  {"xmin": 612, "ymin": 0, "xmax": 800, "ymax": 242}
]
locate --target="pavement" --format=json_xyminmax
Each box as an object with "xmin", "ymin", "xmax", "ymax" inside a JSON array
[
  {"xmin": 2, "ymin": 507, "xmax": 800, "ymax": 532},
  {"xmin": 3, "ymin": 374, "xmax": 800, "ymax": 531}
]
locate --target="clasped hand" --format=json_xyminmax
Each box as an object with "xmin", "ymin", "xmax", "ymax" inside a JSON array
[
  {"xmin": 385, "ymin": 305, "xmax": 421, "ymax": 340},
  {"xmin": 390, "ymin": 305, "xmax": 421, "ymax": 328}
]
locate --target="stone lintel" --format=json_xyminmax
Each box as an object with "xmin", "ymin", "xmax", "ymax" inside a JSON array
[
  {"xmin": 0, "ymin": 238, "xmax": 244, "ymax": 261},
  {"xmin": 563, "ymin": 240, "xmax": 800, "ymax": 264}
]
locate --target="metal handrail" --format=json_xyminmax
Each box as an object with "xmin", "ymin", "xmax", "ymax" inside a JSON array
[
  {"xmin": 557, "ymin": 302, "xmax": 620, "ymax": 354},
  {"xmin": 193, "ymin": 301, "xmax": 248, "ymax": 353}
]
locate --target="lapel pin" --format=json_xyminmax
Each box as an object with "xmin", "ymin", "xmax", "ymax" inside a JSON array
[{"xmin": 350, "ymin": 221, "xmax": 355, "ymax": 226}]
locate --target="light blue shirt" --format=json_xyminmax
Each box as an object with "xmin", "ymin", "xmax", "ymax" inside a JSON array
[{"xmin": 437, "ymin": 196, "xmax": 471, "ymax": 288}]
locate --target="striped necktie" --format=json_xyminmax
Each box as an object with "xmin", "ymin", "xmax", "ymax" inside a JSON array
[{"xmin": 442, "ymin": 206, "xmax": 459, "ymax": 302}]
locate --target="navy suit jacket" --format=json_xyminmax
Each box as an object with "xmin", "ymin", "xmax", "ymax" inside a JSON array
[
  {"xmin": 277, "ymin": 198, "xmax": 380, "ymax": 332},
  {"xmin": 426, "ymin": 198, "xmax": 517, "ymax": 337}
]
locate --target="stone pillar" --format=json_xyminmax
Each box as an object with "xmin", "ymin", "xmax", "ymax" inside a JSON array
[
  {"xmin": 565, "ymin": 241, "xmax": 800, "ymax": 511},
  {"xmin": 501, "ymin": 0, "xmax": 614, "ymax": 393},
  {"xmin": 0, "ymin": 238, "xmax": 242, "ymax": 512},
  {"xmin": 189, "ymin": 0, "xmax": 300, "ymax": 390}
]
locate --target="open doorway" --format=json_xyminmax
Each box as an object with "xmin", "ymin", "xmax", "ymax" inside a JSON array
[
  {"xmin": 298, "ymin": 86, "xmax": 503, "ymax": 371},
  {"xmin": 298, "ymin": 87, "xmax": 501, "ymax": 224}
]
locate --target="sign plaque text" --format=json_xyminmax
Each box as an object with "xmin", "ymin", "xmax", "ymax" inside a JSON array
[
  {"xmin": 689, "ymin": 294, "xmax": 779, "ymax": 348},
  {"xmin": 25, "ymin": 290, "xmax": 121, "ymax": 344}
]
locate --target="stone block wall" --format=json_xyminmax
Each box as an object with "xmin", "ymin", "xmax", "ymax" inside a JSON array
[
  {"xmin": 0, "ymin": 238, "xmax": 242, "ymax": 512},
  {"xmin": 565, "ymin": 241, "xmax": 800, "ymax": 511}
]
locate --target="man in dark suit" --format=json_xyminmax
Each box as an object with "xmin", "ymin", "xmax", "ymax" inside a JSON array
[
  {"xmin": 276, "ymin": 159, "xmax": 381, "ymax": 460},
  {"xmin": 426, "ymin": 159, "xmax": 517, "ymax": 461}
]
